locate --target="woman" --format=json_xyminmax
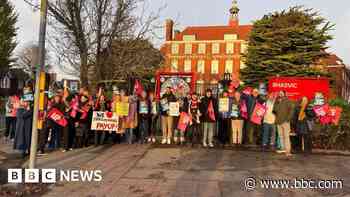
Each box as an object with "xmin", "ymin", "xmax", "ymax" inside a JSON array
[
  {"xmin": 218, "ymin": 91, "xmax": 232, "ymax": 147},
  {"xmin": 188, "ymin": 93, "xmax": 201, "ymax": 146},
  {"xmin": 148, "ymin": 92, "xmax": 159, "ymax": 143},
  {"xmin": 13, "ymin": 99, "xmax": 33, "ymax": 158},
  {"xmin": 231, "ymin": 91, "xmax": 243, "ymax": 146},
  {"xmin": 292, "ymin": 96, "xmax": 314, "ymax": 154},
  {"xmin": 5, "ymin": 93, "xmax": 19, "ymax": 140},
  {"xmin": 138, "ymin": 91, "xmax": 151, "ymax": 144},
  {"xmin": 121, "ymin": 89, "xmax": 138, "ymax": 144},
  {"xmin": 49, "ymin": 94, "xmax": 66, "ymax": 150},
  {"xmin": 75, "ymin": 94, "xmax": 92, "ymax": 148},
  {"xmin": 94, "ymin": 94, "xmax": 110, "ymax": 145}
]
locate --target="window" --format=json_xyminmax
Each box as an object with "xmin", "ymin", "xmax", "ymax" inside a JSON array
[
  {"xmin": 171, "ymin": 59, "xmax": 178, "ymax": 71},
  {"xmin": 196, "ymin": 80, "xmax": 204, "ymax": 95},
  {"xmin": 241, "ymin": 43, "xmax": 248, "ymax": 54},
  {"xmin": 212, "ymin": 43, "xmax": 220, "ymax": 54},
  {"xmin": 224, "ymin": 34, "xmax": 238, "ymax": 40},
  {"xmin": 198, "ymin": 43, "xmax": 206, "ymax": 54},
  {"xmin": 183, "ymin": 35, "xmax": 196, "ymax": 41},
  {"xmin": 184, "ymin": 44, "xmax": 192, "ymax": 54},
  {"xmin": 226, "ymin": 43, "xmax": 234, "ymax": 54},
  {"xmin": 171, "ymin": 43, "xmax": 179, "ymax": 54},
  {"xmin": 240, "ymin": 59, "xmax": 246, "ymax": 69},
  {"xmin": 184, "ymin": 60, "xmax": 192, "ymax": 72},
  {"xmin": 211, "ymin": 60, "xmax": 219, "ymax": 74},
  {"xmin": 197, "ymin": 60, "xmax": 205, "ymax": 74},
  {"xmin": 225, "ymin": 60, "xmax": 233, "ymax": 73}
]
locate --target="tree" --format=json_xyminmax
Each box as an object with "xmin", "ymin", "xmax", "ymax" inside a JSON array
[
  {"xmin": 15, "ymin": 43, "xmax": 52, "ymax": 77},
  {"xmin": 100, "ymin": 39, "xmax": 163, "ymax": 81},
  {"xmin": 241, "ymin": 6, "xmax": 333, "ymax": 87},
  {"xmin": 44, "ymin": 0, "xmax": 163, "ymax": 87},
  {"xmin": 0, "ymin": 0, "xmax": 18, "ymax": 73}
]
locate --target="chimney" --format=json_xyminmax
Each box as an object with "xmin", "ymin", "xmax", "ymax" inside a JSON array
[{"xmin": 165, "ymin": 19, "xmax": 174, "ymax": 41}]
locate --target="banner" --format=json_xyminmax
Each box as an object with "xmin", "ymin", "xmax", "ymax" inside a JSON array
[
  {"xmin": 115, "ymin": 102, "xmax": 129, "ymax": 116},
  {"xmin": 91, "ymin": 111, "xmax": 119, "ymax": 131},
  {"xmin": 268, "ymin": 77, "xmax": 329, "ymax": 101},
  {"xmin": 250, "ymin": 103, "xmax": 266, "ymax": 125},
  {"xmin": 177, "ymin": 112, "xmax": 192, "ymax": 132},
  {"xmin": 168, "ymin": 102, "xmax": 180, "ymax": 116},
  {"xmin": 47, "ymin": 108, "xmax": 68, "ymax": 127},
  {"xmin": 219, "ymin": 98, "xmax": 229, "ymax": 112}
]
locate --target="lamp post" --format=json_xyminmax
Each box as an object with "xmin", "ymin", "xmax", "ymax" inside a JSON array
[{"xmin": 28, "ymin": 0, "xmax": 48, "ymax": 169}]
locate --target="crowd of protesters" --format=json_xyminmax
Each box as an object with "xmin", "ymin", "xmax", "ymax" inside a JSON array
[{"xmin": 4, "ymin": 83, "xmax": 322, "ymax": 158}]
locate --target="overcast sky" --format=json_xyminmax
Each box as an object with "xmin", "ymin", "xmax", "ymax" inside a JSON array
[{"xmin": 12, "ymin": 0, "xmax": 350, "ymax": 78}]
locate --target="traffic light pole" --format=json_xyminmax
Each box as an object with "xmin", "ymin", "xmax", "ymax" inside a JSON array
[{"xmin": 29, "ymin": 0, "xmax": 48, "ymax": 169}]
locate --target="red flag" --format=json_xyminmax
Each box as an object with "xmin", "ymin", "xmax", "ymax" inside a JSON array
[
  {"xmin": 134, "ymin": 79, "xmax": 144, "ymax": 97},
  {"xmin": 48, "ymin": 108, "xmax": 68, "ymax": 127},
  {"xmin": 208, "ymin": 100, "xmax": 216, "ymax": 121}
]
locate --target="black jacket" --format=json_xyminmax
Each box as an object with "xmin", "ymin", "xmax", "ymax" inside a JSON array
[{"xmin": 200, "ymin": 96, "xmax": 218, "ymax": 123}]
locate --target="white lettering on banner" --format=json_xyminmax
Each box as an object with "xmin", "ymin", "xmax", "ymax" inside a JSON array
[{"xmin": 272, "ymin": 82, "xmax": 298, "ymax": 89}]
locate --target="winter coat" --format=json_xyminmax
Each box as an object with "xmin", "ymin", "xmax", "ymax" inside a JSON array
[
  {"xmin": 13, "ymin": 108, "xmax": 33, "ymax": 151},
  {"xmin": 241, "ymin": 94, "xmax": 264, "ymax": 119},
  {"xmin": 292, "ymin": 105, "xmax": 316, "ymax": 135},
  {"xmin": 200, "ymin": 96, "xmax": 218, "ymax": 123},
  {"xmin": 273, "ymin": 97, "xmax": 294, "ymax": 125}
]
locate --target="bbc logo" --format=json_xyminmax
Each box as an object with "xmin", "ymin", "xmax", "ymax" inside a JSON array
[{"xmin": 8, "ymin": 169, "xmax": 56, "ymax": 183}]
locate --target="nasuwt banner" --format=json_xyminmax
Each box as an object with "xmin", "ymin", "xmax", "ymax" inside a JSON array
[
  {"xmin": 91, "ymin": 111, "xmax": 119, "ymax": 131},
  {"xmin": 268, "ymin": 77, "xmax": 330, "ymax": 101}
]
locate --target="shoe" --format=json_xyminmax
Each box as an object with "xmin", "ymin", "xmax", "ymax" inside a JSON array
[
  {"xmin": 173, "ymin": 137, "xmax": 178, "ymax": 143},
  {"xmin": 147, "ymin": 138, "xmax": 152, "ymax": 143},
  {"xmin": 152, "ymin": 138, "xmax": 156, "ymax": 143},
  {"xmin": 62, "ymin": 150, "xmax": 67, "ymax": 153},
  {"xmin": 276, "ymin": 150, "xmax": 286, "ymax": 154},
  {"xmin": 69, "ymin": 148, "xmax": 73, "ymax": 151},
  {"xmin": 167, "ymin": 138, "xmax": 171, "ymax": 145},
  {"xmin": 180, "ymin": 137, "xmax": 185, "ymax": 143},
  {"xmin": 209, "ymin": 143, "xmax": 214, "ymax": 148},
  {"xmin": 161, "ymin": 139, "xmax": 167, "ymax": 144},
  {"xmin": 203, "ymin": 142, "xmax": 207, "ymax": 147}
]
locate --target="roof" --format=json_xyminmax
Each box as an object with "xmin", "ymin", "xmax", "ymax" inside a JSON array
[
  {"xmin": 173, "ymin": 24, "xmax": 253, "ymax": 41},
  {"xmin": 319, "ymin": 54, "xmax": 345, "ymax": 66}
]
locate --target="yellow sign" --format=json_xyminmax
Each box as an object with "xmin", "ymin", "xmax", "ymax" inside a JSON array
[
  {"xmin": 115, "ymin": 102, "xmax": 129, "ymax": 116},
  {"xmin": 219, "ymin": 98, "xmax": 229, "ymax": 112}
]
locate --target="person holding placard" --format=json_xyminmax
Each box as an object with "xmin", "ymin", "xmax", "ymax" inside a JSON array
[
  {"xmin": 218, "ymin": 91, "xmax": 232, "ymax": 147},
  {"xmin": 200, "ymin": 89, "xmax": 218, "ymax": 148},
  {"xmin": 160, "ymin": 87, "xmax": 177, "ymax": 144},
  {"xmin": 231, "ymin": 91, "xmax": 243, "ymax": 145},
  {"xmin": 138, "ymin": 91, "xmax": 151, "ymax": 144}
]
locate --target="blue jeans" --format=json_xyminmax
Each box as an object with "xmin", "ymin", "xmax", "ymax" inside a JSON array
[
  {"xmin": 125, "ymin": 128, "xmax": 134, "ymax": 144},
  {"xmin": 49, "ymin": 123, "xmax": 61, "ymax": 149},
  {"xmin": 262, "ymin": 123, "xmax": 276, "ymax": 146},
  {"xmin": 139, "ymin": 118, "xmax": 149, "ymax": 143}
]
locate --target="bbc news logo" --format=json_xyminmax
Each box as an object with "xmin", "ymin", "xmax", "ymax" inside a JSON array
[{"xmin": 8, "ymin": 169, "xmax": 102, "ymax": 183}]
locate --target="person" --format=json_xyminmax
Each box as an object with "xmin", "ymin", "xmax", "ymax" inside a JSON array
[
  {"xmin": 5, "ymin": 93, "xmax": 19, "ymax": 140},
  {"xmin": 188, "ymin": 93, "xmax": 201, "ymax": 146},
  {"xmin": 111, "ymin": 90, "xmax": 123, "ymax": 143},
  {"xmin": 138, "ymin": 91, "xmax": 151, "ymax": 144},
  {"xmin": 75, "ymin": 94, "xmax": 92, "ymax": 148},
  {"xmin": 93, "ymin": 93, "xmax": 110, "ymax": 145},
  {"xmin": 218, "ymin": 91, "xmax": 231, "ymax": 147},
  {"xmin": 122, "ymin": 90, "xmax": 138, "ymax": 144},
  {"xmin": 231, "ymin": 91, "xmax": 243, "ymax": 145},
  {"xmin": 160, "ymin": 87, "xmax": 177, "ymax": 144},
  {"xmin": 262, "ymin": 92, "xmax": 277, "ymax": 151},
  {"xmin": 292, "ymin": 96, "xmax": 314, "ymax": 154},
  {"xmin": 148, "ymin": 92, "xmax": 159, "ymax": 143},
  {"xmin": 242, "ymin": 88, "xmax": 264, "ymax": 145},
  {"xmin": 13, "ymin": 99, "xmax": 33, "ymax": 158},
  {"xmin": 174, "ymin": 94, "xmax": 190, "ymax": 144},
  {"xmin": 273, "ymin": 91, "xmax": 294, "ymax": 156},
  {"xmin": 200, "ymin": 89, "xmax": 218, "ymax": 148},
  {"xmin": 48, "ymin": 94, "xmax": 66, "ymax": 150}
]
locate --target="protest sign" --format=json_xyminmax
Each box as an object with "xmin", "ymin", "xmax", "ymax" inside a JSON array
[
  {"xmin": 168, "ymin": 102, "xmax": 180, "ymax": 116},
  {"xmin": 240, "ymin": 101, "xmax": 248, "ymax": 119},
  {"xmin": 47, "ymin": 108, "xmax": 68, "ymax": 127},
  {"xmin": 160, "ymin": 98, "xmax": 169, "ymax": 112},
  {"xmin": 328, "ymin": 106, "xmax": 342, "ymax": 126},
  {"xmin": 139, "ymin": 101, "xmax": 148, "ymax": 114},
  {"xmin": 115, "ymin": 102, "xmax": 129, "ymax": 116},
  {"xmin": 250, "ymin": 102, "xmax": 266, "ymax": 125},
  {"xmin": 219, "ymin": 98, "xmax": 229, "ymax": 112},
  {"xmin": 91, "ymin": 111, "xmax": 119, "ymax": 131},
  {"xmin": 177, "ymin": 112, "xmax": 192, "ymax": 132},
  {"xmin": 230, "ymin": 104, "xmax": 240, "ymax": 118}
]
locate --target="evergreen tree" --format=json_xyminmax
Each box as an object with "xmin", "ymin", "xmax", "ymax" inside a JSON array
[
  {"xmin": 0, "ymin": 0, "xmax": 18, "ymax": 73},
  {"xmin": 241, "ymin": 6, "xmax": 333, "ymax": 87}
]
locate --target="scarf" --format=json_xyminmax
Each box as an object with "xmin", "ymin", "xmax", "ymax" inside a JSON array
[{"xmin": 298, "ymin": 99, "xmax": 308, "ymax": 121}]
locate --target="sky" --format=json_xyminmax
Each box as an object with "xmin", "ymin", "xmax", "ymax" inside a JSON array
[{"xmin": 12, "ymin": 0, "xmax": 350, "ymax": 79}]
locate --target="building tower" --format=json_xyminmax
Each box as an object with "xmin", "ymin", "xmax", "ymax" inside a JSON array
[{"xmin": 229, "ymin": 0, "xmax": 240, "ymax": 27}]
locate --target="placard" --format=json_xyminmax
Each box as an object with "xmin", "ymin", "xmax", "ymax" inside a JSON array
[
  {"xmin": 168, "ymin": 102, "xmax": 180, "ymax": 116},
  {"xmin": 160, "ymin": 98, "xmax": 169, "ymax": 112},
  {"xmin": 91, "ymin": 111, "xmax": 119, "ymax": 131},
  {"xmin": 219, "ymin": 98, "xmax": 229, "ymax": 112},
  {"xmin": 250, "ymin": 103, "xmax": 266, "ymax": 125},
  {"xmin": 230, "ymin": 104, "xmax": 239, "ymax": 118},
  {"xmin": 115, "ymin": 102, "xmax": 129, "ymax": 116},
  {"xmin": 139, "ymin": 101, "xmax": 148, "ymax": 114},
  {"xmin": 151, "ymin": 101, "xmax": 158, "ymax": 114},
  {"xmin": 47, "ymin": 108, "xmax": 68, "ymax": 127}
]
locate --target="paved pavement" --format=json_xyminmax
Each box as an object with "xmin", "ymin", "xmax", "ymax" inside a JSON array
[
  {"xmin": 28, "ymin": 144, "xmax": 349, "ymax": 197},
  {"xmin": 1, "ymin": 141, "xmax": 350, "ymax": 197}
]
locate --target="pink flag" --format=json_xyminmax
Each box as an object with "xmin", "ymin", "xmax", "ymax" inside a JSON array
[{"xmin": 250, "ymin": 103, "xmax": 267, "ymax": 125}]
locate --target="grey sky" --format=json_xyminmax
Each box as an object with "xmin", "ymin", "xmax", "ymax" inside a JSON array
[{"xmin": 13, "ymin": 0, "xmax": 350, "ymax": 72}]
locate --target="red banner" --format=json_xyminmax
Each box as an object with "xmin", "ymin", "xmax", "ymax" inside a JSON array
[
  {"xmin": 268, "ymin": 77, "xmax": 329, "ymax": 101},
  {"xmin": 48, "ymin": 108, "xmax": 68, "ymax": 127}
]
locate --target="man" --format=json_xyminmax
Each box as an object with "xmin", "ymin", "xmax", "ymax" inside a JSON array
[
  {"xmin": 243, "ymin": 88, "xmax": 264, "ymax": 145},
  {"xmin": 160, "ymin": 87, "xmax": 177, "ymax": 144},
  {"xmin": 200, "ymin": 89, "xmax": 218, "ymax": 148},
  {"xmin": 273, "ymin": 91, "xmax": 294, "ymax": 156}
]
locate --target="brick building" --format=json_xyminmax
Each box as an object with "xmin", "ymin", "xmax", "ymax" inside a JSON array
[{"xmin": 159, "ymin": 1, "xmax": 252, "ymax": 94}]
